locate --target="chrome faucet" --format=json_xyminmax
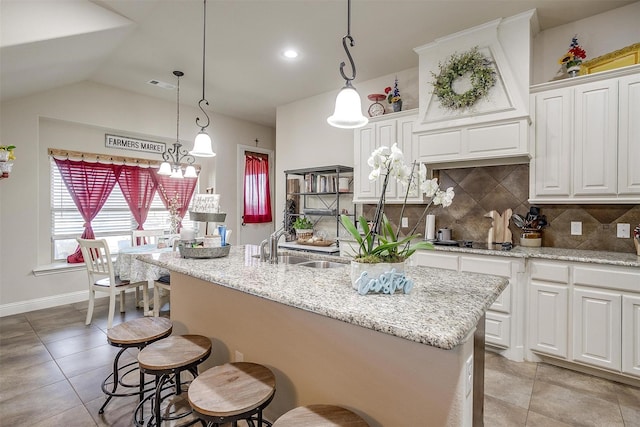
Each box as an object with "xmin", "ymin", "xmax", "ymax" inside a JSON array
[
  {"xmin": 267, "ymin": 226, "xmax": 286, "ymax": 263},
  {"xmin": 259, "ymin": 238, "xmax": 269, "ymax": 262}
]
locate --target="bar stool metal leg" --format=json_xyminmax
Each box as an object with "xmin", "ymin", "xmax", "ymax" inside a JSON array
[
  {"xmin": 134, "ymin": 335, "xmax": 212, "ymax": 427},
  {"xmin": 99, "ymin": 317, "xmax": 173, "ymax": 416}
]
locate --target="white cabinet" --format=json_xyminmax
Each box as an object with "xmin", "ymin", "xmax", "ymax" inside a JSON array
[
  {"xmin": 618, "ymin": 74, "xmax": 640, "ymax": 195},
  {"xmin": 531, "ymin": 88, "xmax": 572, "ymax": 197},
  {"xmin": 529, "ymin": 282, "xmax": 568, "ymax": 358},
  {"xmin": 573, "ymin": 79, "xmax": 618, "ymax": 196},
  {"xmin": 353, "ymin": 111, "xmax": 420, "ymax": 204},
  {"xmin": 528, "ymin": 261, "xmax": 569, "ymax": 358},
  {"xmin": 572, "ymin": 287, "xmax": 621, "ymax": 371},
  {"xmin": 413, "ymin": 250, "xmax": 526, "ymax": 360},
  {"xmin": 528, "ymin": 259, "xmax": 640, "ymax": 380},
  {"xmin": 529, "ymin": 65, "xmax": 640, "ymax": 203},
  {"xmin": 622, "ymin": 295, "xmax": 640, "ymax": 377}
]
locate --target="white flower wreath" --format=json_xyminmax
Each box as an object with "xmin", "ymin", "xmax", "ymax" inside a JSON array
[{"xmin": 431, "ymin": 46, "xmax": 496, "ymax": 110}]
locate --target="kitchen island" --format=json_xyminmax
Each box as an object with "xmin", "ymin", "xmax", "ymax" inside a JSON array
[{"xmin": 139, "ymin": 245, "xmax": 508, "ymax": 426}]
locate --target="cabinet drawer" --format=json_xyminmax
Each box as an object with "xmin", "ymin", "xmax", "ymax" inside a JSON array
[
  {"xmin": 573, "ymin": 265, "xmax": 640, "ymax": 293},
  {"xmin": 530, "ymin": 261, "xmax": 569, "ymax": 283},
  {"xmin": 460, "ymin": 256, "xmax": 512, "ymax": 277},
  {"xmin": 485, "ymin": 312, "xmax": 511, "ymax": 349},
  {"xmin": 413, "ymin": 251, "xmax": 458, "ymax": 270}
]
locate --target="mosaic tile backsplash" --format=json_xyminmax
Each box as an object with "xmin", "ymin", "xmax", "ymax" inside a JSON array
[{"xmin": 363, "ymin": 164, "xmax": 640, "ymax": 254}]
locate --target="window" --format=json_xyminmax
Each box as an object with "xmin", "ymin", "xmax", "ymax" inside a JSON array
[{"xmin": 50, "ymin": 159, "xmax": 194, "ymax": 261}]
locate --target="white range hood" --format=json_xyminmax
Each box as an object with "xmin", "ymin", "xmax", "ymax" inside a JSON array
[{"xmin": 413, "ymin": 9, "xmax": 539, "ymax": 168}]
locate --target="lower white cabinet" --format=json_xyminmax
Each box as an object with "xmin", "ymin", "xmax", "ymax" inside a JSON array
[
  {"xmin": 572, "ymin": 287, "xmax": 621, "ymax": 371},
  {"xmin": 528, "ymin": 260, "xmax": 640, "ymax": 380},
  {"xmin": 414, "ymin": 251, "xmax": 525, "ymax": 360},
  {"xmin": 529, "ymin": 282, "xmax": 568, "ymax": 358},
  {"xmin": 622, "ymin": 295, "xmax": 640, "ymax": 377}
]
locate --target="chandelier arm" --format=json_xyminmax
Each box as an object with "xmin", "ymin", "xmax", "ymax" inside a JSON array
[{"xmin": 176, "ymin": 144, "xmax": 195, "ymax": 165}]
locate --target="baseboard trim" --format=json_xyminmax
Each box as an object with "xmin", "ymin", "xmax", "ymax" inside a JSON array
[
  {"xmin": 0, "ymin": 288, "xmax": 139, "ymax": 318},
  {"xmin": 0, "ymin": 291, "xmax": 89, "ymax": 317}
]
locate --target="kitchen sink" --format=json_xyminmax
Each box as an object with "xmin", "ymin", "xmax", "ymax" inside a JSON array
[
  {"xmin": 297, "ymin": 260, "xmax": 346, "ymax": 269},
  {"xmin": 252, "ymin": 254, "xmax": 310, "ymax": 264}
]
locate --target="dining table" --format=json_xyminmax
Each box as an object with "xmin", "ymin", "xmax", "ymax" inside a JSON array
[{"xmin": 115, "ymin": 244, "xmax": 176, "ymax": 316}]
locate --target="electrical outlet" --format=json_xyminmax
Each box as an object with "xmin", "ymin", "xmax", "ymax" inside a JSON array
[
  {"xmin": 571, "ymin": 221, "xmax": 582, "ymax": 236},
  {"xmin": 401, "ymin": 217, "xmax": 409, "ymax": 228},
  {"xmin": 234, "ymin": 350, "xmax": 244, "ymax": 362},
  {"xmin": 617, "ymin": 223, "xmax": 630, "ymax": 238}
]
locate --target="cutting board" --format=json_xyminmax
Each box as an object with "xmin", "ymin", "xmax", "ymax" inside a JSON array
[{"xmin": 485, "ymin": 209, "xmax": 513, "ymax": 246}]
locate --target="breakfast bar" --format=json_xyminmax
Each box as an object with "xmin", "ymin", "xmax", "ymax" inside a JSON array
[{"xmin": 139, "ymin": 245, "xmax": 508, "ymax": 426}]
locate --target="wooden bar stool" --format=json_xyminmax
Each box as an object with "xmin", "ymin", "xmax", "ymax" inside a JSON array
[
  {"xmin": 188, "ymin": 362, "xmax": 276, "ymax": 426},
  {"xmin": 273, "ymin": 405, "xmax": 369, "ymax": 426},
  {"xmin": 99, "ymin": 317, "xmax": 173, "ymax": 415},
  {"xmin": 134, "ymin": 334, "xmax": 212, "ymax": 427}
]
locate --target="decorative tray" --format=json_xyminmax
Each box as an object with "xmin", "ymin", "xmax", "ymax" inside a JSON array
[
  {"xmin": 178, "ymin": 244, "xmax": 231, "ymax": 259},
  {"xmin": 189, "ymin": 211, "xmax": 227, "ymax": 222},
  {"xmin": 296, "ymin": 239, "xmax": 335, "ymax": 247}
]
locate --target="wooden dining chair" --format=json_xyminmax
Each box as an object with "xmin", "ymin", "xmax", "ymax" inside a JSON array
[
  {"xmin": 131, "ymin": 229, "xmax": 165, "ymax": 247},
  {"xmin": 78, "ymin": 238, "xmax": 149, "ymax": 329}
]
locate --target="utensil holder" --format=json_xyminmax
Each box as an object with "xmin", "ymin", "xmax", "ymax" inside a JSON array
[{"xmin": 520, "ymin": 230, "xmax": 541, "ymax": 247}]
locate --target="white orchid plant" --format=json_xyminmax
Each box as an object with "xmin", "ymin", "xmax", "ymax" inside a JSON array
[{"xmin": 341, "ymin": 143, "xmax": 455, "ymax": 263}]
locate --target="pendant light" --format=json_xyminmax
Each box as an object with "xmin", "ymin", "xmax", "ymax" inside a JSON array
[
  {"xmin": 327, "ymin": 0, "xmax": 368, "ymax": 129},
  {"xmin": 159, "ymin": 71, "xmax": 198, "ymax": 178},
  {"xmin": 190, "ymin": 0, "xmax": 216, "ymax": 157}
]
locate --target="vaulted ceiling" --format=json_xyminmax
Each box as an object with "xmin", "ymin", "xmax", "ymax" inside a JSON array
[{"xmin": 1, "ymin": 0, "xmax": 634, "ymax": 127}]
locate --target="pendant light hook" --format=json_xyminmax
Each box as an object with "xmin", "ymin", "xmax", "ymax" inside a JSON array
[
  {"xmin": 196, "ymin": 0, "xmax": 211, "ymax": 130},
  {"xmin": 338, "ymin": 0, "xmax": 356, "ymax": 84}
]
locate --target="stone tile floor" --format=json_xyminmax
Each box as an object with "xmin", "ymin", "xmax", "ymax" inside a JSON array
[{"xmin": 1, "ymin": 297, "xmax": 638, "ymax": 426}]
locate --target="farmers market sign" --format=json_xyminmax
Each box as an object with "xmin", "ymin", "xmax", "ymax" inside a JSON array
[{"xmin": 105, "ymin": 134, "xmax": 166, "ymax": 154}]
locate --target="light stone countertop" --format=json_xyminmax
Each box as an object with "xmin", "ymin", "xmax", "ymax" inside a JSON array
[
  {"xmin": 427, "ymin": 245, "xmax": 640, "ymax": 267},
  {"xmin": 137, "ymin": 245, "xmax": 508, "ymax": 351}
]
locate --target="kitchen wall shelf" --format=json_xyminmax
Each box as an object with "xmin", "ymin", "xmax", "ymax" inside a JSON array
[{"xmin": 284, "ymin": 165, "xmax": 355, "ymax": 244}]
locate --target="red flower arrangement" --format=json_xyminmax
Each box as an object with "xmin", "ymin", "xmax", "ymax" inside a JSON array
[{"xmin": 559, "ymin": 35, "xmax": 587, "ymax": 69}]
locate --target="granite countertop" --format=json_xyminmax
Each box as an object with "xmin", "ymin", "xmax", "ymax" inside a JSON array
[
  {"xmin": 427, "ymin": 245, "xmax": 640, "ymax": 267},
  {"xmin": 137, "ymin": 245, "xmax": 508, "ymax": 351}
]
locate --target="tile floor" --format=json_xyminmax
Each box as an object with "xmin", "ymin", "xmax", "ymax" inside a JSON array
[{"xmin": 1, "ymin": 297, "xmax": 638, "ymax": 426}]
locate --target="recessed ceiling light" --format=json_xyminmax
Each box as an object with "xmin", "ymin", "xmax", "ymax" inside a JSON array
[{"xmin": 283, "ymin": 49, "xmax": 299, "ymax": 59}]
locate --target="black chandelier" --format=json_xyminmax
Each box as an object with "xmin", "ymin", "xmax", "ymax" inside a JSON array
[{"xmin": 158, "ymin": 71, "xmax": 197, "ymax": 178}]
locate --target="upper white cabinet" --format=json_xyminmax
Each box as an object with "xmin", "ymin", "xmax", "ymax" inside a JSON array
[
  {"xmin": 353, "ymin": 110, "xmax": 421, "ymax": 204},
  {"xmin": 530, "ymin": 65, "xmax": 640, "ymax": 203},
  {"xmin": 618, "ymin": 74, "xmax": 640, "ymax": 195}
]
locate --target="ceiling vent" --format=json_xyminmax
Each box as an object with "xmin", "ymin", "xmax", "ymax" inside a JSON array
[{"xmin": 147, "ymin": 79, "xmax": 176, "ymax": 90}]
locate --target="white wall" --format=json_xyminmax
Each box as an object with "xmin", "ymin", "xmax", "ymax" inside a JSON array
[
  {"xmin": 532, "ymin": 2, "xmax": 640, "ymax": 83},
  {"xmin": 0, "ymin": 81, "xmax": 274, "ymax": 312}
]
